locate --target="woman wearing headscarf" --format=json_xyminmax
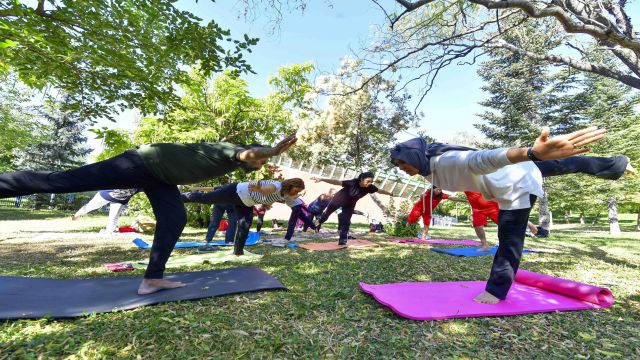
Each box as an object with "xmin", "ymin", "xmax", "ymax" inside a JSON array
[
  {"xmin": 389, "ymin": 126, "xmax": 635, "ymax": 304},
  {"xmin": 311, "ymin": 172, "xmax": 394, "ymax": 245}
]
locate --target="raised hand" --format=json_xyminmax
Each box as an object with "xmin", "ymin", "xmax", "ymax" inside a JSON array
[
  {"xmin": 531, "ymin": 126, "xmax": 607, "ymax": 161},
  {"xmin": 310, "ymin": 177, "xmax": 321, "ymax": 183},
  {"xmin": 271, "ymin": 133, "xmax": 298, "ymax": 156}
]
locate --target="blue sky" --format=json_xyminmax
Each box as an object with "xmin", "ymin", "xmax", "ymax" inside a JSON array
[
  {"xmin": 96, "ymin": 0, "xmax": 640, "ymax": 148},
  {"xmin": 179, "ymin": 0, "xmax": 488, "ymax": 141},
  {"xmin": 95, "ymin": 0, "xmax": 486, "ymax": 145}
]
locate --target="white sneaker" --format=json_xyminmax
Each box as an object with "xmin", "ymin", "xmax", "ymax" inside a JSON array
[{"xmin": 270, "ymin": 239, "xmax": 287, "ymax": 247}]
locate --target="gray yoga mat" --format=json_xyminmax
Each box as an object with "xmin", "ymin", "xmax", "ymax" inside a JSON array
[{"xmin": 0, "ymin": 267, "xmax": 286, "ymax": 319}]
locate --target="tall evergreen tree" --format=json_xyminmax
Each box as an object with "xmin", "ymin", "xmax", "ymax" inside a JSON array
[
  {"xmin": 475, "ymin": 20, "xmax": 576, "ymax": 232},
  {"xmin": 15, "ymin": 95, "xmax": 92, "ymax": 171},
  {"xmin": 547, "ymin": 56, "xmax": 640, "ymax": 233}
]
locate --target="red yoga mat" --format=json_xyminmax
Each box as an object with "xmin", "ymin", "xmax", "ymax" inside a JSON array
[{"xmin": 359, "ymin": 269, "xmax": 614, "ymax": 320}]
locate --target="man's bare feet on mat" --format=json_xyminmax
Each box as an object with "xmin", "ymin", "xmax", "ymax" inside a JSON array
[
  {"xmin": 473, "ymin": 291, "xmax": 500, "ymax": 304},
  {"xmin": 478, "ymin": 247, "xmax": 490, "ymax": 252},
  {"xmin": 625, "ymin": 157, "xmax": 637, "ymax": 176},
  {"xmin": 138, "ymin": 279, "xmax": 186, "ymax": 295}
]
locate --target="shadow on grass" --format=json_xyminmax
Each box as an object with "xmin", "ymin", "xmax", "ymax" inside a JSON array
[
  {"xmin": 0, "ymin": 208, "xmax": 72, "ymax": 221},
  {"xmin": 2, "ymin": 232, "xmax": 640, "ymax": 358}
]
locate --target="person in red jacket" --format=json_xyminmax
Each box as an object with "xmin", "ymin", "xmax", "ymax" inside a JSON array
[
  {"xmin": 407, "ymin": 187, "xmax": 466, "ymax": 240},
  {"xmin": 464, "ymin": 191, "xmax": 539, "ymax": 251}
]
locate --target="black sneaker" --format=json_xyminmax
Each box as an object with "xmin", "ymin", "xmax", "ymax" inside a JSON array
[
  {"xmin": 197, "ymin": 244, "xmax": 218, "ymax": 252},
  {"xmin": 338, "ymin": 240, "xmax": 348, "ymax": 246},
  {"xmin": 536, "ymin": 226, "xmax": 550, "ymax": 237},
  {"xmin": 347, "ymin": 235, "xmax": 355, "ymax": 239}
]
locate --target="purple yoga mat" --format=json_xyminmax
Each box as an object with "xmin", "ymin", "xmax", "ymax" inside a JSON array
[
  {"xmin": 390, "ymin": 238, "xmax": 481, "ymax": 246},
  {"xmin": 359, "ymin": 269, "xmax": 614, "ymax": 320}
]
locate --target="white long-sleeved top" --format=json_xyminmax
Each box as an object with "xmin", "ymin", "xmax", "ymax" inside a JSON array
[{"xmin": 429, "ymin": 148, "xmax": 543, "ymax": 210}]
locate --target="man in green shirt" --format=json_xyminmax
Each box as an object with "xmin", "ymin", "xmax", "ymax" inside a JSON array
[{"xmin": 0, "ymin": 134, "xmax": 297, "ymax": 295}]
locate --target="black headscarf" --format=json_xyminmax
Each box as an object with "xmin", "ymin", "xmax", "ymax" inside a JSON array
[{"xmin": 389, "ymin": 138, "xmax": 475, "ymax": 176}]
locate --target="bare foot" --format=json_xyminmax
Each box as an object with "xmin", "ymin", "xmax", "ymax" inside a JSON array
[
  {"xmin": 137, "ymin": 279, "xmax": 186, "ymax": 295},
  {"xmin": 473, "ymin": 291, "xmax": 501, "ymax": 304},
  {"xmin": 71, "ymin": 215, "xmax": 79, "ymax": 221},
  {"xmin": 625, "ymin": 157, "xmax": 637, "ymax": 176},
  {"xmin": 478, "ymin": 247, "xmax": 490, "ymax": 252}
]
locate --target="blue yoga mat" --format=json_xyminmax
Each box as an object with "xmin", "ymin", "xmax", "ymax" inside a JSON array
[
  {"xmin": 133, "ymin": 232, "xmax": 260, "ymax": 250},
  {"xmin": 430, "ymin": 246, "xmax": 531, "ymax": 257}
]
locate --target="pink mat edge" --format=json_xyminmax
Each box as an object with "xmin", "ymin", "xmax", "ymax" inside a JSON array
[{"xmin": 359, "ymin": 270, "xmax": 614, "ymax": 320}]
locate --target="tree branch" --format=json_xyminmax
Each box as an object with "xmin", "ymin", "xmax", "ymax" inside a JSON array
[
  {"xmin": 395, "ymin": 0, "xmax": 436, "ymax": 11},
  {"xmin": 467, "ymin": 0, "xmax": 640, "ymax": 53},
  {"xmin": 492, "ymin": 40, "xmax": 640, "ymax": 89}
]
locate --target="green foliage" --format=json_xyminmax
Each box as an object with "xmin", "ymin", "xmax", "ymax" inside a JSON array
[
  {"xmin": 89, "ymin": 128, "xmax": 135, "ymax": 162},
  {"xmin": 0, "ymin": 1, "xmax": 258, "ymax": 119},
  {"xmin": 475, "ymin": 19, "xmax": 577, "ymax": 147},
  {"xmin": 13, "ymin": 94, "xmax": 92, "ymax": 171},
  {"xmin": 391, "ymin": 214, "xmax": 420, "ymax": 237},
  {"xmin": 476, "ymin": 21, "xmax": 640, "ymax": 224},
  {"xmin": 0, "ymin": 72, "xmax": 41, "ymax": 171},
  {"xmin": 94, "ymin": 64, "xmax": 314, "ymax": 222},
  {"xmin": 294, "ymin": 58, "xmax": 420, "ymax": 170},
  {"xmin": 546, "ymin": 65, "xmax": 640, "ymax": 217}
]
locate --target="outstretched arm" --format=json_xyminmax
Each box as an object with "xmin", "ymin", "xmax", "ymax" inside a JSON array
[
  {"xmin": 236, "ymin": 134, "xmax": 298, "ymax": 162},
  {"xmin": 311, "ymin": 177, "xmax": 343, "ymax": 186},
  {"xmin": 248, "ymin": 181, "xmax": 278, "ymax": 195},
  {"xmin": 377, "ymin": 189, "xmax": 394, "ymax": 196},
  {"xmin": 508, "ymin": 126, "xmax": 607, "ymax": 163}
]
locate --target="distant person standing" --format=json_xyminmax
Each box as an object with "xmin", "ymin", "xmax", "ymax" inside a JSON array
[{"xmin": 72, "ymin": 188, "xmax": 141, "ymax": 233}]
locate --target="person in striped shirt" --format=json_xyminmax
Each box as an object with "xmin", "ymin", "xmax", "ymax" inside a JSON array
[{"xmin": 182, "ymin": 178, "xmax": 306, "ymax": 255}]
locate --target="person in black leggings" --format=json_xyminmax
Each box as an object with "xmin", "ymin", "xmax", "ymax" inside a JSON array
[
  {"xmin": 283, "ymin": 199, "xmax": 318, "ymax": 241},
  {"xmin": 0, "ymin": 134, "xmax": 297, "ymax": 295},
  {"xmin": 390, "ymin": 126, "xmax": 635, "ymax": 304},
  {"xmin": 312, "ymin": 172, "xmax": 394, "ymax": 245}
]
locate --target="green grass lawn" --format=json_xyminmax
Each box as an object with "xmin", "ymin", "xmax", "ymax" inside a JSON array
[{"xmin": 1, "ymin": 208, "xmax": 639, "ymax": 359}]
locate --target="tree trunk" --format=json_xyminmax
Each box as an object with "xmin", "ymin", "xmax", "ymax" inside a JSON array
[
  {"xmin": 608, "ymin": 195, "xmax": 621, "ymax": 235},
  {"xmin": 538, "ymin": 186, "xmax": 551, "ymax": 232}
]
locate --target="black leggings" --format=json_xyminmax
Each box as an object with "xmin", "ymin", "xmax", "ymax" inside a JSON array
[
  {"xmin": 485, "ymin": 196, "xmax": 537, "ymax": 299},
  {"xmin": 535, "ymin": 155, "xmax": 627, "ymax": 179},
  {"xmin": 284, "ymin": 205, "xmax": 316, "ymax": 240},
  {"xmin": 318, "ymin": 202, "xmax": 354, "ymax": 243},
  {"xmin": 0, "ymin": 150, "xmax": 185, "ymax": 279},
  {"xmin": 255, "ymin": 215, "xmax": 264, "ymax": 232},
  {"xmin": 484, "ymin": 156, "xmax": 627, "ymax": 299},
  {"xmin": 182, "ymin": 184, "xmax": 253, "ymax": 255}
]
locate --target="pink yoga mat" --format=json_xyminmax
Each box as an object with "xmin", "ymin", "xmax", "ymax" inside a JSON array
[
  {"xmin": 359, "ymin": 269, "xmax": 614, "ymax": 320},
  {"xmin": 299, "ymin": 240, "xmax": 378, "ymax": 251},
  {"xmin": 390, "ymin": 238, "xmax": 481, "ymax": 246}
]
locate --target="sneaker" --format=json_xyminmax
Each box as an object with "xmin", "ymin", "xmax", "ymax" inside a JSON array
[
  {"xmin": 198, "ymin": 244, "xmax": 218, "ymax": 252},
  {"xmin": 347, "ymin": 235, "xmax": 355, "ymax": 240},
  {"xmin": 270, "ymin": 239, "xmax": 287, "ymax": 247}
]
